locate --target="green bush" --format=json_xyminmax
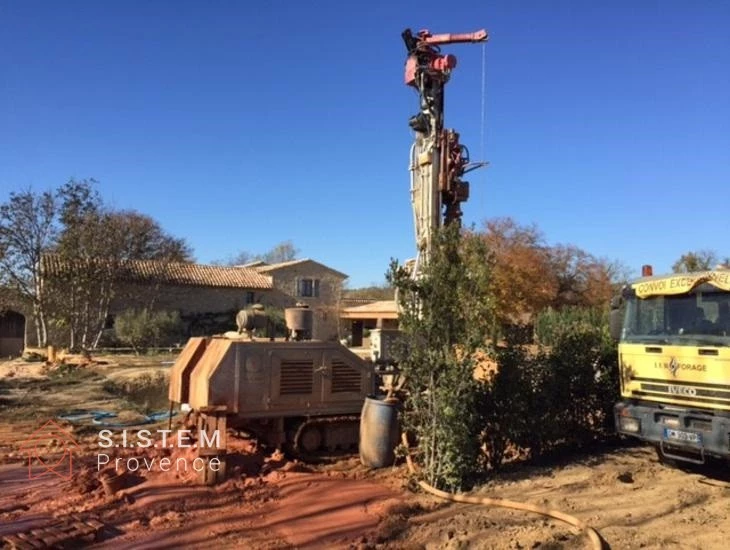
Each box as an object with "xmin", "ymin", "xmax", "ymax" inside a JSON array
[
  {"xmin": 483, "ymin": 319, "xmax": 619, "ymax": 469},
  {"xmin": 262, "ymin": 306, "xmax": 288, "ymax": 338},
  {"xmin": 114, "ymin": 309, "xmax": 182, "ymax": 354},
  {"xmin": 534, "ymin": 306, "xmax": 609, "ymax": 347}
]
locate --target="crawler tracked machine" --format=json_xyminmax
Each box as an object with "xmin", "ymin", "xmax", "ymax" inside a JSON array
[{"xmin": 168, "ymin": 306, "xmax": 375, "ymax": 469}]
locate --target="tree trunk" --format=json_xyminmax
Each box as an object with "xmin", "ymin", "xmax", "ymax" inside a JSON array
[
  {"xmin": 69, "ymin": 284, "xmax": 77, "ymax": 351},
  {"xmin": 38, "ymin": 308, "xmax": 48, "ymax": 348},
  {"xmin": 92, "ymin": 295, "xmax": 111, "ymax": 350},
  {"xmin": 33, "ymin": 307, "xmax": 42, "ymax": 348},
  {"xmin": 33, "ymin": 276, "xmax": 48, "ymax": 347},
  {"xmin": 80, "ymin": 287, "xmax": 91, "ymax": 350}
]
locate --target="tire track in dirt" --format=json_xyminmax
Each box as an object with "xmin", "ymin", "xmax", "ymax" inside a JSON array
[{"xmin": 380, "ymin": 446, "xmax": 730, "ymax": 550}]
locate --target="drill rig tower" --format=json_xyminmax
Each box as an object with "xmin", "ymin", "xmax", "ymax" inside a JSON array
[{"xmin": 402, "ymin": 28, "xmax": 488, "ymax": 278}]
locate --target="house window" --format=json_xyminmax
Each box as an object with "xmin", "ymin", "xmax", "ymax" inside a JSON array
[
  {"xmin": 246, "ymin": 292, "xmax": 255, "ymax": 305},
  {"xmin": 297, "ymin": 278, "xmax": 320, "ymax": 298}
]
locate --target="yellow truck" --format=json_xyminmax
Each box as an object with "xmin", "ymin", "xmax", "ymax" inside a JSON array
[{"xmin": 610, "ymin": 266, "xmax": 730, "ymax": 465}]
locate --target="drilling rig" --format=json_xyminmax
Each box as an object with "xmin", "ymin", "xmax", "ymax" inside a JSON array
[
  {"xmin": 372, "ymin": 28, "xmax": 489, "ymax": 363},
  {"xmin": 403, "ymin": 28, "xmax": 488, "ymax": 278},
  {"xmin": 168, "ymin": 28, "xmax": 489, "ymax": 483}
]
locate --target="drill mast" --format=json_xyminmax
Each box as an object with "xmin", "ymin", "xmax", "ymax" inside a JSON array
[{"xmin": 402, "ymin": 27, "xmax": 488, "ymax": 278}]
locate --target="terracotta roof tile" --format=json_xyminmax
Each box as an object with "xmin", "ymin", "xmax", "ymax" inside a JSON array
[{"xmin": 41, "ymin": 255, "xmax": 272, "ymax": 290}]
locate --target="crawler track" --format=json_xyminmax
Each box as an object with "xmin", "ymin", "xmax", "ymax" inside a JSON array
[{"xmin": 292, "ymin": 415, "xmax": 361, "ymax": 456}]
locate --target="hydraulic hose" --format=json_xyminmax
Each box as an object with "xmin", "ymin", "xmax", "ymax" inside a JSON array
[{"xmin": 401, "ymin": 434, "xmax": 604, "ymax": 550}]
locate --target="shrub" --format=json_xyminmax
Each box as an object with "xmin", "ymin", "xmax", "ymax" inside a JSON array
[
  {"xmin": 262, "ymin": 306, "xmax": 288, "ymax": 338},
  {"xmin": 534, "ymin": 306, "xmax": 609, "ymax": 347},
  {"xmin": 484, "ymin": 315, "xmax": 619, "ymax": 469},
  {"xmin": 389, "ymin": 225, "xmax": 494, "ymax": 490},
  {"xmin": 114, "ymin": 309, "xmax": 182, "ymax": 354}
]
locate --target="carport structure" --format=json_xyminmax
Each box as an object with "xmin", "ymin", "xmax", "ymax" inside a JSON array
[{"xmin": 340, "ymin": 300, "xmax": 399, "ymax": 347}]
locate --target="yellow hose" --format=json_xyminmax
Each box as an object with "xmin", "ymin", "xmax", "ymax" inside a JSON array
[{"xmin": 401, "ymin": 434, "xmax": 604, "ymax": 550}]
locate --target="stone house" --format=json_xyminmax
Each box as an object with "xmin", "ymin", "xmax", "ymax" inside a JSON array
[
  {"xmin": 0, "ymin": 256, "xmax": 348, "ymax": 355},
  {"xmin": 249, "ymin": 259, "xmax": 349, "ymax": 341},
  {"xmin": 37, "ymin": 256, "xmax": 276, "ymax": 348}
]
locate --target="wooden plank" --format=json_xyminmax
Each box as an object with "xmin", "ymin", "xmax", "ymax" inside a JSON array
[
  {"xmin": 13, "ymin": 532, "xmax": 44, "ymax": 549},
  {"xmin": 3, "ymin": 535, "xmax": 35, "ymax": 550},
  {"xmin": 40, "ymin": 531, "xmax": 66, "ymax": 546},
  {"xmin": 3, "ymin": 516, "xmax": 106, "ymax": 549},
  {"xmin": 83, "ymin": 518, "xmax": 104, "ymax": 530}
]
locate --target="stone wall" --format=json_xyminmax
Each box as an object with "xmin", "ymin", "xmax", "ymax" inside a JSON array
[
  {"xmin": 13, "ymin": 259, "xmax": 346, "ymax": 350},
  {"xmin": 33, "ymin": 283, "xmax": 276, "ymax": 348},
  {"xmin": 110, "ymin": 282, "xmax": 271, "ymax": 316},
  {"xmin": 104, "ymin": 283, "xmax": 276, "ymax": 343}
]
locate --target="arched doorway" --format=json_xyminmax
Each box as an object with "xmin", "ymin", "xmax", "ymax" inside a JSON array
[{"xmin": 0, "ymin": 311, "xmax": 25, "ymax": 357}]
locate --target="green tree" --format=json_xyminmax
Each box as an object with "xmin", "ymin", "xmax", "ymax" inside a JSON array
[
  {"xmin": 389, "ymin": 224, "xmax": 493, "ymax": 490},
  {"xmin": 114, "ymin": 309, "xmax": 182, "ymax": 354}
]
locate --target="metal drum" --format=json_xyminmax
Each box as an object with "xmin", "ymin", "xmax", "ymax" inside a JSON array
[
  {"xmin": 359, "ymin": 395, "xmax": 400, "ymax": 468},
  {"xmin": 236, "ymin": 305, "xmax": 268, "ymax": 334},
  {"xmin": 285, "ymin": 306, "xmax": 313, "ymax": 341}
]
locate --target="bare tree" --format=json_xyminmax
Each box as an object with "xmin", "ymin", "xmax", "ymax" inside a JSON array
[
  {"xmin": 49, "ymin": 180, "xmax": 193, "ymax": 350},
  {"xmin": 0, "ymin": 188, "xmax": 58, "ymax": 346},
  {"xmin": 225, "ymin": 250, "xmax": 253, "ymax": 266},
  {"xmin": 262, "ymin": 240, "xmax": 299, "ymax": 263},
  {"xmin": 221, "ymin": 240, "xmax": 300, "ymax": 266},
  {"xmin": 672, "ymin": 250, "xmax": 719, "ymax": 273}
]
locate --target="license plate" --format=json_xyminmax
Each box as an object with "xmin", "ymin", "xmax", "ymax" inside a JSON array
[{"xmin": 663, "ymin": 427, "xmax": 702, "ymax": 445}]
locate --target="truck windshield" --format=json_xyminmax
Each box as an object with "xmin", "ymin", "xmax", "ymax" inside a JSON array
[{"xmin": 622, "ymin": 284, "xmax": 730, "ymax": 347}]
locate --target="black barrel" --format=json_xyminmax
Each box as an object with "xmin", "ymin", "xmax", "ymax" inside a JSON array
[{"xmin": 359, "ymin": 396, "xmax": 400, "ymax": 468}]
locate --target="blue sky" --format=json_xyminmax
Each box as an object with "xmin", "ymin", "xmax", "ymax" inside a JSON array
[{"xmin": 1, "ymin": 1, "xmax": 728, "ymax": 287}]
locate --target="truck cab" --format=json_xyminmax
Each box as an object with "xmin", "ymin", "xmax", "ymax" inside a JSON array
[{"xmin": 611, "ymin": 268, "xmax": 730, "ymax": 464}]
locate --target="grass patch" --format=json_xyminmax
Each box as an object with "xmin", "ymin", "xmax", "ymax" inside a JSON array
[
  {"xmin": 102, "ymin": 371, "xmax": 169, "ymax": 413},
  {"xmin": 35, "ymin": 364, "xmax": 104, "ymax": 391}
]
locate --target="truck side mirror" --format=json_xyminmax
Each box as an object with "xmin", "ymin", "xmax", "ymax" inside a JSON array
[{"xmin": 609, "ymin": 309, "xmax": 623, "ymax": 341}]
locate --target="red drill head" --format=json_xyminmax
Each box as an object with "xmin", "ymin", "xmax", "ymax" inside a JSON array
[{"xmin": 430, "ymin": 54, "xmax": 457, "ymax": 73}]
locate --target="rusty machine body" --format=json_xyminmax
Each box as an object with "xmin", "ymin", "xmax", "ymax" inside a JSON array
[{"xmin": 169, "ymin": 305, "xmax": 375, "ymax": 466}]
